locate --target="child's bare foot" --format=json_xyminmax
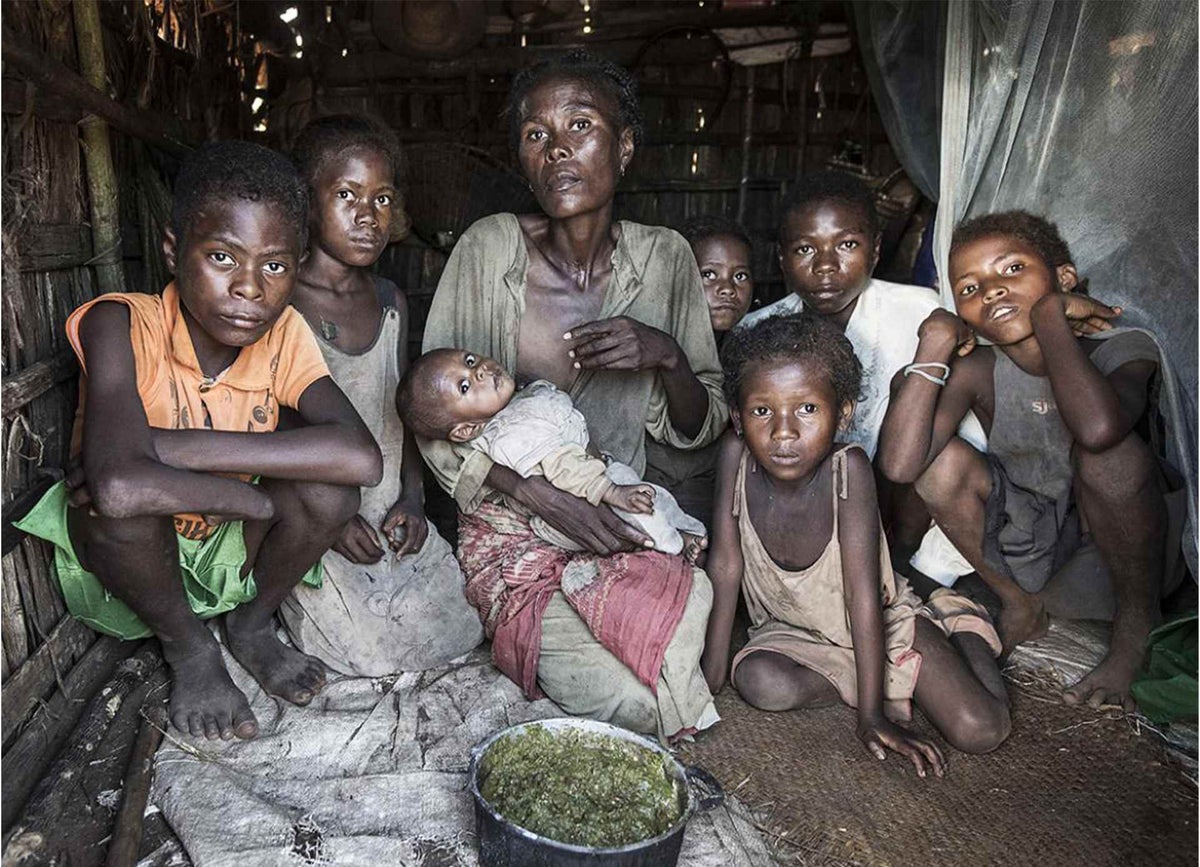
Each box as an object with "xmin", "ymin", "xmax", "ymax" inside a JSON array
[
  {"xmin": 162, "ymin": 639, "xmax": 258, "ymax": 740},
  {"xmin": 223, "ymin": 610, "xmax": 327, "ymax": 706},
  {"xmin": 1063, "ymin": 651, "xmax": 1142, "ymax": 711},
  {"xmin": 605, "ymin": 483, "xmax": 656, "ymax": 515},
  {"xmin": 997, "ymin": 594, "xmax": 1049, "ymax": 653},
  {"xmin": 1063, "ymin": 619, "xmax": 1150, "ymax": 711},
  {"xmin": 681, "ymin": 532, "xmax": 708, "ymax": 565}
]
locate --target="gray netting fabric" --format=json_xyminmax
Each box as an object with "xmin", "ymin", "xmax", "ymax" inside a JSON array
[{"xmin": 858, "ymin": 0, "xmax": 1198, "ymax": 573}]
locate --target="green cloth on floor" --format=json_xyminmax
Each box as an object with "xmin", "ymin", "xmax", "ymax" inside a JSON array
[
  {"xmin": 1131, "ymin": 613, "xmax": 1197, "ymax": 724},
  {"xmin": 12, "ymin": 480, "xmax": 322, "ymax": 640}
]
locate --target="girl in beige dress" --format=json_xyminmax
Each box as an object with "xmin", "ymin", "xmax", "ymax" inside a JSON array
[{"xmin": 701, "ymin": 313, "xmax": 1010, "ymax": 778}]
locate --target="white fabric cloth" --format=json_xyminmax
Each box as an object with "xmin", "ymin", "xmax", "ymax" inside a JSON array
[
  {"xmin": 737, "ymin": 280, "xmax": 987, "ymax": 585},
  {"xmin": 471, "ymin": 381, "xmax": 707, "ymax": 556},
  {"xmin": 149, "ymin": 642, "xmax": 772, "ymax": 866}
]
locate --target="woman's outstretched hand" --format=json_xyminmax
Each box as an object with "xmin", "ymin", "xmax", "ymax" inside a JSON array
[
  {"xmin": 565, "ymin": 317, "xmax": 681, "ymax": 372},
  {"xmin": 517, "ymin": 475, "xmax": 653, "ymax": 555},
  {"xmin": 857, "ymin": 716, "xmax": 946, "ymax": 779}
]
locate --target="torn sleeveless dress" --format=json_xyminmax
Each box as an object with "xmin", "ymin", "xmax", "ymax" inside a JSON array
[
  {"xmin": 730, "ymin": 444, "xmax": 1001, "ymax": 721},
  {"xmin": 280, "ymin": 279, "xmax": 483, "ymax": 676}
]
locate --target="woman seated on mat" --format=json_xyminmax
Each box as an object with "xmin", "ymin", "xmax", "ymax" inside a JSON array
[{"xmin": 416, "ymin": 49, "xmax": 728, "ymax": 742}]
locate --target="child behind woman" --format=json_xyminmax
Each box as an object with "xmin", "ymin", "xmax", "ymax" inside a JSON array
[
  {"xmin": 702, "ymin": 314, "xmax": 1010, "ymax": 774},
  {"xmin": 281, "ymin": 115, "xmax": 481, "ymax": 676},
  {"xmin": 644, "ymin": 214, "xmax": 756, "ymax": 532},
  {"xmin": 398, "ymin": 348, "xmax": 708, "ymax": 560}
]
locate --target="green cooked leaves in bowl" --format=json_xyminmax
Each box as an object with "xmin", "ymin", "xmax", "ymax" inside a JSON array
[{"xmin": 480, "ymin": 725, "xmax": 683, "ymax": 848}]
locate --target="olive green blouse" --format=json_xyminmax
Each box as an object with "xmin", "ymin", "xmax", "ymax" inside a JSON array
[{"xmin": 418, "ymin": 212, "xmax": 728, "ymax": 513}]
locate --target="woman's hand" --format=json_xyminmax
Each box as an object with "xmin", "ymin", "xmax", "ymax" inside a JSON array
[
  {"xmin": 382, "ymin": 495, "xmax": 429, "ymax": 557},
  {"xmin": 332, "ymin": 514, "xmax": 386, "ymax": 564},
  {"xmin": 565, "ymin": 317, "xmax": 681, "ymax": 372},
  {"xmin": 917, "ymin": 308, "xmax": 976, "ymax": 357},
  {"xmin": 1034, "ymin": 292, "xmax": 1121, "ymax": 336},
  {"xmin": 857, "ymin": 716, "xmax": 946, "ymax": 779},
  {"xmin": 516, "ymin": 475, "xmax": 652, "ymax": 555}
]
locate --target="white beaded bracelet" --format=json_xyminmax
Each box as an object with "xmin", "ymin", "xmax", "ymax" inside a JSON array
[{"xmin": 903, "ymin": 361, "xmax": 951, "ymax": 387}]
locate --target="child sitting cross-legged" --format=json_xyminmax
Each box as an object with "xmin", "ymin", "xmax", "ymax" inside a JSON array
[
  {"xmin": 701, "ymin": 314, "xmax": 1010, "ymax": 775},
  {"xmin": 14, "ymin": 142, "xmax": 383, "ymax": 741},
  {"xmin": 397, "ymin": 348, "xmax": 708, "ymax": 562},
  {"xmin": 879, "ymin": 211, "xmax": 1187, "ymax": 710}
]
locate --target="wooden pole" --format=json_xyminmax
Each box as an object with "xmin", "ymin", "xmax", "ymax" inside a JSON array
[
  {"xmin": 0, "ymin": 35, "xmax": 194, "ymax": 159},
  {"xmin": 104, "ymin": 671, "xmax": 169, "ymax": 867},
  {"xmin": 0, "ymin": 636, "xmax": 134, "ymax": 832},
  {"xmin": 737, "ymin": 66, "xmax": 756, "ymax": 224},
  {"xmin": 72, "ymin": 0, "xmax": 124, "ymax": 295}
]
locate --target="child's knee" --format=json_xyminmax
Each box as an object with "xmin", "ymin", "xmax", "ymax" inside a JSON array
[
  {"xmin": 915, "ymin": 438, "xmax": 989, "ymax": 508},
  {"xmin": 283, "ymin": 481, "xmax": 361, "ymax": 529},
  {"xmin": 943, "ymin": 699, "xmax": 1011, "ymax": 754},
  {"xmin": 1072, "ymin": 434, "xmax": 1158, "ymax": 504},
  {"xmin": 70, "ymin": 512, "xmax": 176, "ymax": 571},
  {"xmin": 732, "ymin": 654, "xmax": 794, "ymax": 711}
]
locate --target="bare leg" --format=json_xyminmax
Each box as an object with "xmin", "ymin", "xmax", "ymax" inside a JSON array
[
  {"xmin": 224, "ymin": 479, "xmax": 359, "ymax": 706},
  {"xmin": 66, "ymin": 510, "xmax": 257, "ymax": 740},
  {"xmin": 912, "ymin": 617, "xmax": 1011, "ymax": 754},
  {"xmin": 879, "ymin": 474, "xmax": 933, "ymax": 574},
  {"xmin": 1062, "ymin": 435, "xmax": 1165, "ymax": 710},
  {"xmin": 915, "ymin": 438, "xmax": 1048, "ymax": 652},
  {"xmin": 732, "ymin": 650, "xmax": 841, "ymax": 711}
]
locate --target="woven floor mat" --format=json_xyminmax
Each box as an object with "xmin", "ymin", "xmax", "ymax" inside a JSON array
[{"xmin": 678, "ymin": 678, "xmax": 1196, "ymax": 867}]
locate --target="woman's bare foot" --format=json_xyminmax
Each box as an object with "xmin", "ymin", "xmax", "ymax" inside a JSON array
[
  {"xmin": 681, "ymin": 532, "xmax": 708, "ymax": 565},
  {"xmin": 223, "ymin": 609, "xmax": 327, "ymax": 706},
  {"xmin": 997, "ymin": 593, "xmax": 1049, "ymax": 653},
  {"xmin": 162, "ymin": 638, "xmax": 258, "ymax": 740}
]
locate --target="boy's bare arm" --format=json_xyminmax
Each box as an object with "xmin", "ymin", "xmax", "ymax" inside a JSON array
[
  {"xmin": 878, "ymin": 311, "xmax": 987, "ymax": 484},
  {"xmin": 1031, "ymin": 295, "xmax": 1153, "ymax": 452},
  {"xmin": 76, "ymin": 304, "xmax": 273, "ymax": 520},
  {"xmin": 150, "ymin": 377, "xmax": 383, "ymax": 487},
  {"xmin": 700, "ymin": 430, "xmax": 746, "ymax": 694},
  {"xmin": 840, "ymin": 447, "xmax": 944, "ymax": 777}
]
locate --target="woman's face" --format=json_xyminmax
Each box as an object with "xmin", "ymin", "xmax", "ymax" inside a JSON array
[{"xmin": 516, "ymin": 75, "xmax": 634, "ymax": 220}]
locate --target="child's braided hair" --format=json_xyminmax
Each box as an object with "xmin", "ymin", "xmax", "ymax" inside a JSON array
[{"xmin": 720, "ymin": 313, "xmax": 863, "ymax": 411}]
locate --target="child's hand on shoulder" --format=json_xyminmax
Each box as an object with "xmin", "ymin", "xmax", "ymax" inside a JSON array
[
  {"xmin": 856, "ymin": 716, "xmax": 946, "ymax": 779},
  {"xmin": 1034, "ymin": 292, "xmax": 1122, "ymax": 336},
  {"xmin": 918, "ymin": 309, "xmax": 976, "ymax": 357},
  {"xmin": 382, "ymin": 495, "xmax": 429, "ymax": 558}
]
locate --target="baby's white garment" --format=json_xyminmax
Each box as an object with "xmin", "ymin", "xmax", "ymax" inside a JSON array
[{"xmin": 471, "ymin": 381, "xmax": 707, "ymax": 554}]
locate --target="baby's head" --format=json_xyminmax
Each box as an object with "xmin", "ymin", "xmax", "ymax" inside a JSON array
[
  {"xmin": 292, "ymin": 113, "xmax": 407, "ymax": 267},
  {"xmin": 165, "ymin": 141, "xmax": 309, "ymax": 349},
  {"xmin": 397, "ymin": 349, "xmax": 516, "ymax": 443},
  {"xmin": 682, "ymin": 215, "xmax": 755, "ymax": 333},
  {"xmin": 721, "ymin": 313, "xmax": 862, "ymax": 480},
  {"xmin": 777, "ymin": 171, "xmax": 881, "ymax": 324},
  {"xmin": 949, "ymin": 211, "xmax": 1081, "ymax": 346}
]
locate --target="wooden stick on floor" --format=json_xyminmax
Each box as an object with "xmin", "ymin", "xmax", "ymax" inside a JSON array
[{"xmin": 105, "ymin": 670, "xmax": 170, "ymax": 867}]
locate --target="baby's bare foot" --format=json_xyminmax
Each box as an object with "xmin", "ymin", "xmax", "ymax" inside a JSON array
[
  {"xmin": 224, "ymin": 610, "xmax": 327, "ymax": 706},
  {"xmin": 998, "ymin": 594, "xmax": 1048, "ymax": 653},
  {"xmin": 162, "ymin": 639, "xmax": 257, "ymax": 740},
  {"xmin": 681, "ymin": 532, "xmax": 708, "ymax": 565}
]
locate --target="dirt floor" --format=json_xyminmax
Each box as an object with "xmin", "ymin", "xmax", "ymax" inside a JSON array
[{"xmin": 678, "ymin": 671, "xmax": 1197, "ymax": 867}]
